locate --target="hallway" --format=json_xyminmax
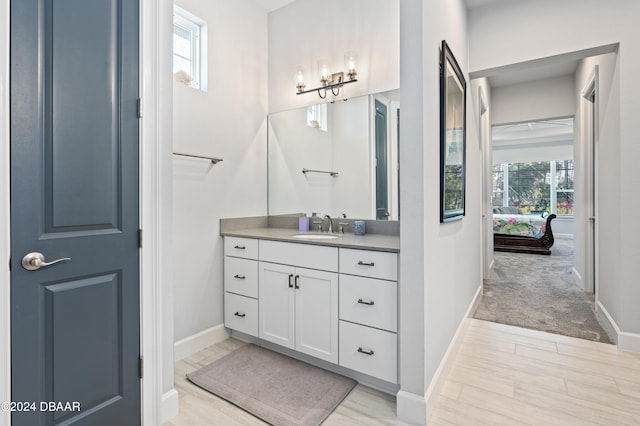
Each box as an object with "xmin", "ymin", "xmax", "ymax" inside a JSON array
[{"xmin": 474, "ymin": 239, "xmax": 611, "ymax": 343}]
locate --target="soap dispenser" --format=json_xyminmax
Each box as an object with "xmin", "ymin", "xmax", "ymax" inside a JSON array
[{"xmin": 298, "ymin": 214, "xmax": 309, "ymax": 232}]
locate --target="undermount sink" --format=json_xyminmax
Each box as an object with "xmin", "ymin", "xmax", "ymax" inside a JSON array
[{"xmin": 291, "ymin": 233, "xmax": 340, "ymax": 240}]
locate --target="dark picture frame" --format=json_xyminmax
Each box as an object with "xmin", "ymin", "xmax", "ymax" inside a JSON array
[{"xmin": 439, "ymin": 40, "xmax": 467, "ymax": 222}]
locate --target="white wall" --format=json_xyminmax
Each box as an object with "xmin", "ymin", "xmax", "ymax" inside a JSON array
[
  {"xmin": 332, "ymin": 96, "xmax": 372, "ymax": 218},
  {"xmin": 399, "ymin": 0, "xmax": 482, "ymax": 423},
  {"xmin": 469, "ymin": 0, "xmax": 640, "ymax": 339},
  {"xmin": 471, "ymin": 78, "xmax": 494, "ymax": 279},
  {"xmin": 491, "ymin": 75, "xmax": 575, "ymax": 125},
  {"xmin": 423, "ymin": 0, "xmax": 480, "ymax": 392},
  {"xmin": 268, "ymin": 0, "xmax": 399, "ymax": 113},
  {"xmin": 573, "ymin": 53, "xmax": 620, "ymax": 313},
  {"xmin": 172, "ymin": 0, "xmax": 268, "ymax": 341}
]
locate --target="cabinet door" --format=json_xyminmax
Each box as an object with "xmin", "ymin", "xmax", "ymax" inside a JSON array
[
  {"xmin": 295, "ymin": 267, "xmax": 339, "ymax": 363},
  {"xmin": 259, "ymin": 262, "xmax": 295, "ymax": 349}
]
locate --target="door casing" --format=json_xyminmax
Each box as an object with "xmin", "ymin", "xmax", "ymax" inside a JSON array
[
  {"xmin": 0, "ymin": 0, "xmax": 174, "ymax": 424},
  {"xmin": 580, "ymin": 66, "xmax": 599, "ymax": 299}
]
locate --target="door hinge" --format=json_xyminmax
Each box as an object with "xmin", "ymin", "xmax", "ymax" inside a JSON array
[
  {"xmin": 137, "ymin": 98, "xmax": 142, "ymax": 118},
  {"xmin": 138, "ymin": 229, "xmax": 142, "ymax": 248},
  {"xmin": 139, "ymin": 357, "xmax": 144, "ymax": 379}
]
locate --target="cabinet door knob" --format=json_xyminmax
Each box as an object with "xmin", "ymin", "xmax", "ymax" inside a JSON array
[
  {"xmin": 234, "ymin": 312, "xmax": 246, "ymax": 318},
  {"xmin": 357, "ymin": 299, "xmax": 375, "ymax": 306},
  {"xmin": 357, "ymin": 347, "xmax": 375, "ymax": 356},
  {"xmin": 294, "ymin": 275, "xmax": 300, "ymax": 289},
  {"xmin": 234, "ymin": 245, "xmax": 246, "ymax": 250},
  {"xmin": 288, "ymin": 274, "xmax": 294, "ymax": 288},
  {"xmin": 357, "ymin": 261, "xmax": 375, "ymax": 267},
  {"xmin": 234, "ymin": 274, "xmax": 246, "ymax": 280}
]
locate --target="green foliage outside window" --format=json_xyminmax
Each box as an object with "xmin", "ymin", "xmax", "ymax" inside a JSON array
[{"xmin": 492, "ymin": 160, "xmax": 574, "ymax": 215}]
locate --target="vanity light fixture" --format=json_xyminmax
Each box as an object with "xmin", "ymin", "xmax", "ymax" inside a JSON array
[
  {"xmin": 295, "ymin": 54, "xmax": 358, "ymax": 99},
  {"xmin": 295, "ymin": 65, "xmax": 306, "ymax": 92}
]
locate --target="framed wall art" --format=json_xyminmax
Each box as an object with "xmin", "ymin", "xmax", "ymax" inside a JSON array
[{"xmin": 439, "ymin": 40, "xmax": 467, "ymax": 222}]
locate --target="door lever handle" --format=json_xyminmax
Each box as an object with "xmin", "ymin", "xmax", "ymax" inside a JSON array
[{"xmin": 22, "ymin": 252, "xmax": 71, "ymax": 271}]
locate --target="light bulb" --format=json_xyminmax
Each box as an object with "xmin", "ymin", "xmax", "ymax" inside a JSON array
[
  {"xmin": 344, "ymin": 52, "xmax": 358, "ymax": 80},
  {"xmin": 318, "ymin": 59, "xmax": 331, "ymax": 86},
  {"xmin": 294, "ymin": 65, "xmax": 306, "ymax": 92}
]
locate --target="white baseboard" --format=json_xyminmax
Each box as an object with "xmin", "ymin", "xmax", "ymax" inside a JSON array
[
  {"xmin": 174, "ymin": 324, "xmax": 230, "ymax": 361},
  {"xmin": 596, "ymin": 301, "xmax": 640, "ymax": 352},
  {"xmin": 161, "ymin": 388, "xmax": 179, "ymax": 423},
  {"xmin": 425, "ymin": 284, "xmax": 483, "ymax": 423},
  {"xmin": 396, "ymin": 390, "xmax": 427, "ymax": 425},
  {"xmin": 618, "ymin": 331, "xmax": 640, "ymax": 353}
]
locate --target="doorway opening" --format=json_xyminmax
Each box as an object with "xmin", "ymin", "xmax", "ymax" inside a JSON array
[{"xmin": 471, "ymin": 48, "xmax": 615, "ymax": 344}]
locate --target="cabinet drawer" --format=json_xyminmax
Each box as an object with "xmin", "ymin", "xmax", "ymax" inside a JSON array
[
  {"xmin": 339, "ymin": 248, "xmax": 397, "ymax": 281},
  {"xmin": 259, "ymin": 240, "xmax": 338, "ymax": 272},
  {"xmin": 339, "ymin": 275, "xmax": 397, "ymax": 332},
  {"xmin": 339, "ymin": 321, "xmax": 397, "ymax": 383},
  {"xmin": 224, "ymin": 257, "xmax": 258, "ymax": 298},
  {"xmin": 224, "ymin": 237, "xmax": 258, "ymax": 260},
  {"xmin": 224, "ymin": 293, "xmax": 258, "ymax": 337}
]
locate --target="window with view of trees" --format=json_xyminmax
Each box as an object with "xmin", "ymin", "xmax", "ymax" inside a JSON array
[{"xmin": 492, "ymin": 160, "xmax": 574, "ymax": 216}]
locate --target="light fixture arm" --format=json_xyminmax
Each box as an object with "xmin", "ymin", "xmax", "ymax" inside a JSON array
[{"xmin": 297, "ymin": 78, "xmax": 358, "ymax": 99}]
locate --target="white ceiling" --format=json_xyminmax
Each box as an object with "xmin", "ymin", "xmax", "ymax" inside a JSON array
[
  {"xmin": 493, "ymin": 118, "xmax": 573, "ymax": 146},
  {"xmin": 488, "ymin": 59, "xmax": 579, "ymax": 88}
]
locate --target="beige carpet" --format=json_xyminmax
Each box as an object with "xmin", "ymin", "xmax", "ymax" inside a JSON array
[
  {"xmin": 474, "ymin": 239, "xmax": 613, "ymax": 344},
  {"xmin": 186, "ymin": 344, "xmax": 356, "ymax": 426}
]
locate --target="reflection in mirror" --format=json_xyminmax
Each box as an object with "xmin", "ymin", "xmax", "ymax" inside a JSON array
[{"xmin": 268, "ymin": 90, "xmax": 400, "ymax": 220}]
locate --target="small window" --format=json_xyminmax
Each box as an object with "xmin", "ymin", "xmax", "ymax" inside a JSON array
[
  {"xmin": 173, "ymin": 6, "xmax": 207, "ymax": 91},
  {"xmin": 307, "ymin": 104, "xmax": 328, "ymax": 131}
]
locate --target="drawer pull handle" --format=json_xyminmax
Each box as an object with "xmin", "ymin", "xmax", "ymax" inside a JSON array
[
  {"xmin": 357, "ymin": 261, "xmax": 375, "ymax": 267},
  {"xmin": 357, "ymin": 299, "xmax": 375, "ymax": 306},
  {"xmin": 234, "ymin": 245, "xmax": 246, "ymax": 250},
  {"xmin": 234, "ymin": 312, "xmax": 246, "ymax": 318},
  {"xmin": 288, "ymin": 274, "xmax": 294, "ymax": 288},
  {"xmin": 234, "ymin": 274, "xmax": 246, "ymax": 280},
  {"xmin": 357, "ymin": 347, "xmax": 375, "ymax": 356},
  {"xmin": 294, "ymin": 275, "xmax": 300, "ymax": 289}
]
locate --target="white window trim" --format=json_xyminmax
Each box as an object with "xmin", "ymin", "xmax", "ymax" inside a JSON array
[{"xmin": 173, "ymin": 5, "xmax": 207, "ymax": 91}]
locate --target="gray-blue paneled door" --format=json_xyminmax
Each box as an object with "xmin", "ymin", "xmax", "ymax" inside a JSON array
[{"xmin": 10, "ymin": 0, "xmax": 141, "ymax": 425}]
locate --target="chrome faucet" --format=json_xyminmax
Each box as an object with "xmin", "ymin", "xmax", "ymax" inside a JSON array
[{"xmin": 323, "ymin": 214, "xmax": 333, "ymax": 233}]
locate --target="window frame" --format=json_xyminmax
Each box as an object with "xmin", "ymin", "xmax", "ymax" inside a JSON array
[{"xmin": 173, "ymin": 6, "xmax": 207, "ymax": 91}]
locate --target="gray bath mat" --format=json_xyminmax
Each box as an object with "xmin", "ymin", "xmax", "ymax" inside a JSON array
[{"xmin": 186, "ymin": 344, "xmax": 356, "ymax": 426}]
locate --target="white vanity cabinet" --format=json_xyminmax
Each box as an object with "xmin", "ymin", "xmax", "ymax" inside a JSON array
[
  {"xmin": 259, "ymin": 262, "xmax": 338, "ymax": 363},
  {"xmin": 223, "ymin": 234, "xmax": 398, "ymax": 384},
  {"xmin": 258, "ymin": 240, "xmax": 339, "ymax": 364},
  {"xmin": 223, "ymin": 237, "xmax": 259, "ymax": 337},
  {"xmin": 338, "ymin": 248, "xmax": 398, "ymax": 383}
]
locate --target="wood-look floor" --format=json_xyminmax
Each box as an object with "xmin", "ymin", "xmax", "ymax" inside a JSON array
[
  {"xmin": 430, "ymin": 319, "xmax": 640, "ymax": 426},
  {"xmin": 165, "ymin": 320, "xmax": 640, "ymax": 425}
]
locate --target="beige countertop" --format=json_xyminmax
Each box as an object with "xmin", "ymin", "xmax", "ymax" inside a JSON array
[{"xmin": 221, "ymin": 227, "xmax": 399, "ymax": 253}]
